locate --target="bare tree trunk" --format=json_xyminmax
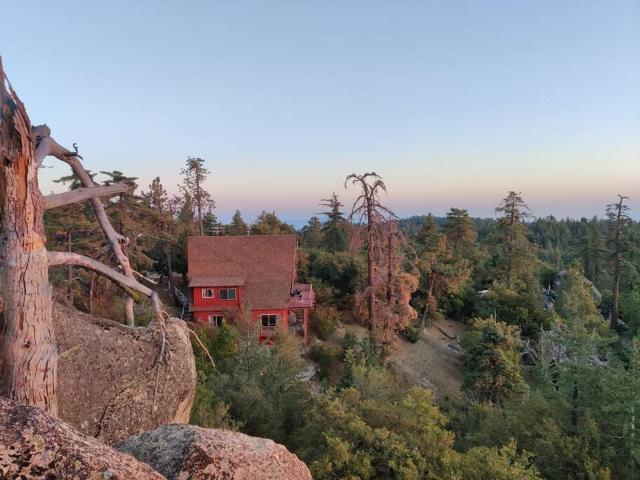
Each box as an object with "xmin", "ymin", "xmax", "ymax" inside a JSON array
[
  {"xmin": 366, "ymin": 197, "xmax": 374, "ymax": 329},
  {"xmin": 196, "ymin": 176, "xmax": 203, "ymax": 236},
  {"xmin": 611, "ymin": 199, "xmax": 623, "ymax": 329},
  {"xmin": 67, "ymin": 230, "xmax": 74, "ymax": 305},
  {"xmin": 419, "ymin": 278, "xmax": 436, "ymax": 328},
  {"xmin": 89, "ymin": 273, "xmax": 96, "ymax": 315},
  {"xmin": 0, "ymin": 65, "xmax": 57, "ymax": 414},
  {"xmin": 386, "ymin": 230, "xmax": 394, "ymax": 304}
]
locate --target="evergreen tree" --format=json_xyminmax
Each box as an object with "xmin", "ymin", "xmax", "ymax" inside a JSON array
[
  {"xmin": 337, "ymin": 348, "xmax": 356, "ymax": 391},
  {"xmin": 227, "ymin": 209, "xmax": 249, "ymax": 236},
  {"xmin": 202, "ymin": 210, "xmax": 222, "ymax": 236},
  {"xmin": 301, "ymin": 216, "xmax": 323, "ymax": 248},
  {"xmin": 250, "ymin": 211, "xmax": 295, "ymax": 235},
  {"xmin": 491, "ymin": 191, "xmax": 536, "ymax": 288},
  {"xmin": 444, "ymin": 207, "xmax": 478, "ymax": 258},
  {"xmin": 143, "ymin": 176, "xmax": 169, "ymax": 214},
  {"xmin": 180, "ymin": 157, "xmax": 215, "ymax": 235},
  {"xmin": 606, "ymin": 194, "xmax": 632, "ymax": 329},
  {"xmin": 319, "ymin": 193, "xmax": 348, "ymax": 252},
  {"xmin": 415, "ymin": 214, "xmax": 471, "ymax": 326},
  {"xmin": 461, "ymin": 317, "xmax": 527, "ymax": 405}
]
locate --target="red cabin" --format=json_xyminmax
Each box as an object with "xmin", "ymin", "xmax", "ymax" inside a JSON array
[{"xmin": 187, "ymin": 234, "xmax": 314, "ymax": 343}]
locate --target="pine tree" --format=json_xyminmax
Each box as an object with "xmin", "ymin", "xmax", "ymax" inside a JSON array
[
  {"xmin": 143, "ymin": 176, "xmax": 169, "ymax": 214},
  {"xmin": 319, "ymin": 193, "xmax": 348, "ymax": 252},
  {"xmin": 250, "ymin": 211, "xmax": 295, "ymax": 235},
  {"xmin": 202, "ymin": 210, "xmax": 222, "ymax": 236},
  {"xmin": 461, "ymin": 317, "xmax": 527, "ymax": 405},
  {"xmin": 606, "ymin": 195, "xmax": 631, "ymax": 329},
  {"xmin": 180, "ymin": 157, "xmax": 214, "ymax": 235},
  {"xmin": 444, "ymin": 207, "xmax": 477, "ymax": 257},
  {"xmin": 491, "ymin": 191, "xmax": 536, "ymax": 288},
  {"xmin": 337, "ymin": 348, "xmax": 356, "ymax": 391},
  {"xmin": 415, "ymin": 214, "xmax": 471, "ymax": 326},
  {"xmin": 301, "ymin": 216, "xmax": 323, "ymax": 248},
  {"xmin": 227, "ymin": 210, "xmax": 249, "ymax": 236}
]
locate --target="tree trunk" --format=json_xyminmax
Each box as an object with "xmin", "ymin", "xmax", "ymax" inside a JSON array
[
  {"xmin": 611, "ymin": 200, "xmax": 623, "ymax": 329},
  {"xmin": 89, "ymin": 273, "xmax": 96, "ymax": 315},
  {"xmin": 0, "ymin": 68, "xmax": 57, "ymax": 414},
  {"xmin": 419, "ymin": 278, "xmax": 436, "ymax": 328},
  {"xmin": 386, "ymin": 231, "xmax": 393, "ymax": 304},
  {"xmin": 67, "ymin": 230, "xmax": 74, "ymax": 305},
  {"xmin": 366, "ymin": 197, "xmax": 374, "ymax": 329}
]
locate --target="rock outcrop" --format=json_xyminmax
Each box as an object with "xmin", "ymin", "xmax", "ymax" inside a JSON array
[
  {"xmin": 118, "ymin": 424, "xmax": 313, "ymax": 480},
  {"xmin": 0, "ymin": 302, "xmax": 197, "ymax": 446},
  {"xmin": 54, "ymin": 303, "xmax": 197, "ymax": 445},
  {"xmin": 0, "ymin": 396, "xmax": 165, "ymax": 479}
]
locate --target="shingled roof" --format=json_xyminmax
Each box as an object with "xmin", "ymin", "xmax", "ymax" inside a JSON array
[{"xmin": 188, "ymin": 235, "xmax": 298, "ymax": 310}]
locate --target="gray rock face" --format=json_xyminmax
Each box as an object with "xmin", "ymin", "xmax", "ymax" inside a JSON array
[
  {"xmin": 0, "ymin": 396, "xmax": 165, "ymax": 479},
  {"xmin": 54, "ymin": 303, "xmax": 197, "ymax": 446},
  {"xmin": 118, "ymin": 424, "xmax": 313, "ymax": 480},
  {"xmin": 0, "ymin": 302, "xmax": 197, "ymax": 446}
]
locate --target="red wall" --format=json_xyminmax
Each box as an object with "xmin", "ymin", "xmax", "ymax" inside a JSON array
[
  {"xmin": 252, "ymin": 309, "xmax": 289, "ymax": 333},
  {"xmin": 192, "ymin": 295, "xmax": 288, "ymax": 336},
  {"xmin": 192, "ymin": 286, "xmax": 242, "ymax": 310}
]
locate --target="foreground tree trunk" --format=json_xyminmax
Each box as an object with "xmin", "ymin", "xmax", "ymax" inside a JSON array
[
  {"xmin": 0, "ymin": 57, "xmax": 170, "ymax": 415},
  {"xmin": 0, "ymin": 60, "xmax": 57, "ymax": 413}
]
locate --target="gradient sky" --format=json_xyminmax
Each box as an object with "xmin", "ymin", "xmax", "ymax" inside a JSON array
[{"xmin": 1, "ymin": 1, "xmax": 639, "ymax": 225}]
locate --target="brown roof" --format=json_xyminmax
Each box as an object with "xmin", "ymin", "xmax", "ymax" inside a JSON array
[
  {"xmin": 189, "ymin": 277, "xmax": 246, "ymax": 287},
  {"xmin": 188, "ymin": 235, "xmax": 298, "ymax": 310}
]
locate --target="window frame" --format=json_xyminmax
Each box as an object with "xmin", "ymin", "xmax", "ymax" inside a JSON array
[
  {"xmin": 219, "ymin": 288, "xmax": 237, "ymax": 300},
  {"xmin": 208, "ymin": 315, "xmax": 224, "ymax": 327},
  {"xmin": 260, "ymin": 314, "xmax": 278, "ymax": 328},
  {"xmin": 201, "ymin": 288, "xmax": 215, "ymax": 299}
]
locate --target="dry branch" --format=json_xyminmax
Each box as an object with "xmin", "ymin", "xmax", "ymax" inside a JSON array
[
  {"xmin": 44, "ymin": 182, "xmax": 135, "ymax": 210},
  {"xmin": 48, "ymin": 251, "xmax": 153, "ymax": 300},
  {"xmin": 33, "ymin": 127, "xmax": 138, "ymax": 324}
]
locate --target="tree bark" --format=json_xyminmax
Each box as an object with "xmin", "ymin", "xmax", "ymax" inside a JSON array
[
  {"xmin": 35, "ymin": 135, "xmax": 137, "ymax": 326},
  {"xmin": 611, "ymin": 198, "xmax": 623, "ymax": 329},
  {"xmin": 67, "ymin": 230, "xmax": 74, "ymax": 305},
  {"xmin": 48, "ymin": 251, "xmax": 154, "ymax": 300},
  {"xmin": 0, "ymin": 61, "xmax": 57, "ymax": 414},
  {"xmin": 44, "ymin": 182, "xmax": 134, "ymax": 210},
  {"xmin": 366, "ymin": 191, "xmax": 374, "ymax": 329}
]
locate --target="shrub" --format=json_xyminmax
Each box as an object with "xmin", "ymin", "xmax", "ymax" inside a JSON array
[
  {"xmin": 310, "ymin": 305, "xmax": 341, "ymax": 340},
  {"xmin": 402, "ymin": 325, "xmax": 420, "ymax": 343},
  {"xmin": 309, "ymin": 344, "xmax": 340, "ymax": 381},
  {"xmin": 341, "ymin": 331, "xmax": 359, "ymax": 353}
]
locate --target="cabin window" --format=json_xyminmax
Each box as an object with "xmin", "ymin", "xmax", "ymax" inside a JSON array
[
  {"xmin": 219, "ymin": 288, "xmax": 237, "ymax": 300},
  {"xmin": 201, "ymin": 288, "xmax": 215, "ymax": 299},
  {"xmin": 261, "ymin": 314, "xmax": 278, "ymax": 328},
  {"xmin": 208, "ymin": 315, "xmax": 224, "ymax": 327}
]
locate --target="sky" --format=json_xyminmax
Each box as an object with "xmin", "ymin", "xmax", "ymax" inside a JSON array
[{"xmin": 1, "ymin": 1, "xmax": 639, "ymax": 226}]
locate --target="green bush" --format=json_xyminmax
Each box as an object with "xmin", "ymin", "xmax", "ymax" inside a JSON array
[
  {"xmin": 309, "ymin": 344, "xmax": 340, "ymax": 381},
  {"xmin": 402, "ymin": 325, "xmax": 420, "ymax": 343},
  {"xmin": 310, "ymin": 305, "xmax": 341, "ymax": 340},
  {"xmin": 341, "ymin": 331, "xmax": 358, "ymax": 353}
]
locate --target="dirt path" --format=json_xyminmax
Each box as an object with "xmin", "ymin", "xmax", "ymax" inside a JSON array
[{"xmin": 389, "ymin": 318, "xmax": 467, "ymax": 400}]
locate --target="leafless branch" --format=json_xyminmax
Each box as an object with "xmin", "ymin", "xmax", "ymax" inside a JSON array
[{"xmin": 44, "ymin": 182, "xmax": 135, "ymax": 210}]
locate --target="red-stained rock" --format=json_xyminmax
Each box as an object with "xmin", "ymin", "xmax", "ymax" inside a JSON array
[
  {"xmin": 117, "ymin": 424, "xmax": 313, "ymax": 480},
  {"xmin": 0, "ymin": 396, "xmax": 165, "ymax": 479}
]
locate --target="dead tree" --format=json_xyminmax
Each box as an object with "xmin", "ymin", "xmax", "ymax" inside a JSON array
[
  {"xmin": 345, "ymin": 172, "xmax": 396, "ymax": 327},
  {"xmin": 0, "ymin": 57, "xmax": 168, "ymax": 414},
  {"xmin": 607, "ymin": 194, "xmax": 631, "ymax": 329}
]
